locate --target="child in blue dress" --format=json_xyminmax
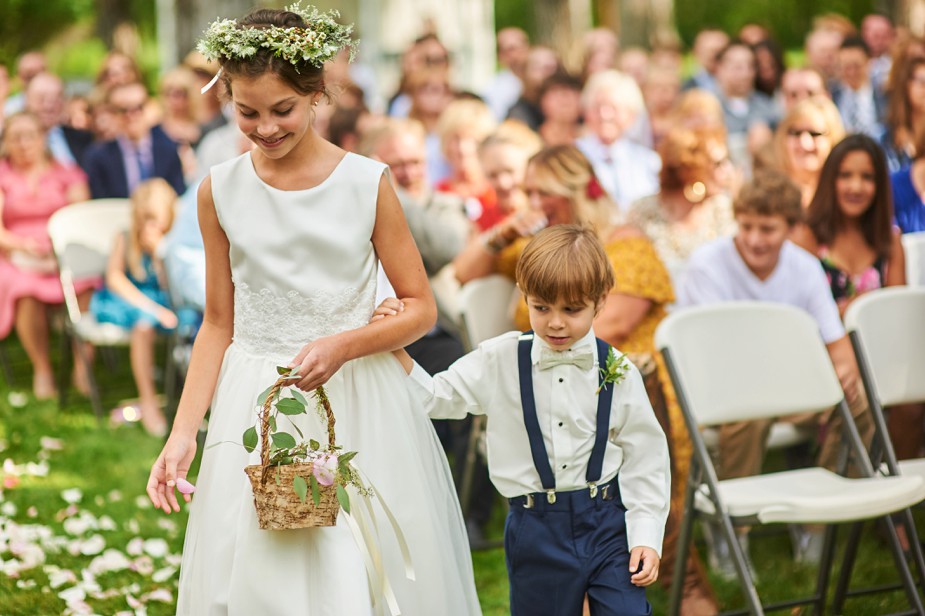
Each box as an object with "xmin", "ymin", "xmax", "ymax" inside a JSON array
[
  {"xmin": 91, "ymin": 178, "xmax": 178, "ymax": 435},
  {"xmin": 386, "ymin": 224, "xmax": 671, "ymax": 615}
]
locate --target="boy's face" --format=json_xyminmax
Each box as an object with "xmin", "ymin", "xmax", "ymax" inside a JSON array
[
  {"xmin": 733, "ymin": 212, "xmax": 791, "ymax": 280},
  {"xmin": 525, "ymin": 294, "xmax": 603, "ymax": 351}
]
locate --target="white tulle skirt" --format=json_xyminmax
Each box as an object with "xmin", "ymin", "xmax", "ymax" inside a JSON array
[{"xmin": 176, "ymin": 343, "xmax": 481, "ymax": 615}]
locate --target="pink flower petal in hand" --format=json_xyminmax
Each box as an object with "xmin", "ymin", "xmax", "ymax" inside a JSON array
[{"xmin": 175, "ymin": 478, "xmax": 196, "ymax": 495}]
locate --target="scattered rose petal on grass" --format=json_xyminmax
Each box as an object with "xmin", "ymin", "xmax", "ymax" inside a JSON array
[
  {"xmin": 45, "ymin": 567, "xmax": 78, "ymax": 589},
  {"xmin": 2, "ymin": 501, "xmax": 17, "ymax": 516},
  {"xmin": 88, "ymin": 549, "xmax": 131, "ymax": 575},
  {"xmin": 156, "ymin": 518, "xmax": 177, "ymax": 534},
  {"xmin": 126, "ymin": 519, "xmax": 140, "ymax": 534},
  {"xmin": 132, "ymin": 556, "xmax": 154, "ymax": 576},
  {"xmin": 134, "ymin": 495, "xmax": 151, "ymax": 510},
  {"xmin": 64, "ymin": 512, "xmax": 98, "ymax": 536},
  {"xmin": 78, "ymin": 534, "xmax": 105, "ymax": 555},
  {"xmin": 107, "ymin": 489, "xmax": 123, "ymax": 502},
  {"xmin": 99, "ymin": 515, "xmax": 117, "ymax": 531},
  {"xmin": 126, "ymin": 537, "xmax": 144, "ymax": 556},
  {"xmin": 144, "ymin": 588, "xmax": 174, "ymax": 603},
  {"xmin": 25, "ymin": 461, "xmax": 49, "ymax": 477},
  {"xmin": 26, "ymin": 506, "xmax": 37, "ymax": 518},
  {"xmin": 3, "ymin": 475, "xmax": 19, "ymax": 489},
  {"xmin": 39, "ymin": 436, "xmax": 64, "ymax": 451},
  {"xmin": 16, "ymin": 579, "xmax": 37, "ymax": 589},
  {"xmin": 61, "ymin": 488, "xmax": 83, "ymax": 504},
  {"xmin": 58, "ymin": 585, "xmax": 86, "ymax": 603},
  {"xmin": 7, "ymin": 391, "xmax": 27, "ymax": 408},
  {"xmin": 152, "ymin": 566, "xmax": 176, "ymax": 583},
  {"xmin": 142, "ymin": 538, "xmax": 168, "ymax": 558}
]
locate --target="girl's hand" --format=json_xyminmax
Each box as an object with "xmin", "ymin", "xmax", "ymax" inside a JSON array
[
  {"xmin": 629, "ymin": 546, "xmax": 660, "ymax": 587},
  {"xmin": 157, "ymin": 307, "xmax": 179, "ymax": 330},
  {"xmin": 370, "ymin": 298, "xmax": 404, "ymax": 323},
  {"xmin": 288, "ymin": 335, "xmax": 348, "ymax": 392},
  {"xmin": 18, "ymin": 237, "xmax": 49, "ymax": 257},
  {"xmin": 497, "ymin": 210, "xmax": 548, "ymax": 243},
  {"xmin": 146, "ymin": 433, "xmax": 197, "ymax": 514}
]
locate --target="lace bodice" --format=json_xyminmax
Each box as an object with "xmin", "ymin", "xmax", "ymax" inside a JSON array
[{"xmin": 210, "ymin": 152, "xmax": 386, "ymax": 360}]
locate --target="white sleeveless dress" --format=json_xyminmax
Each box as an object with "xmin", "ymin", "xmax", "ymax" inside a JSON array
[{"xmin": 176, "ymin": 151, "xmax": 481, "ymax": 615}]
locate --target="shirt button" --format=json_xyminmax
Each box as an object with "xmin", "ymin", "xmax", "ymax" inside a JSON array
[
  {"xmin": 558, "ymin": 378, "xmax": 564, "ymax": 383},
  {"xmin": 558, "ymin": 422, "xmax": 564, "ymax": 427},
  {"xmin": 562, "ymin": 464, "xmax": 568, "ymax": 469}
]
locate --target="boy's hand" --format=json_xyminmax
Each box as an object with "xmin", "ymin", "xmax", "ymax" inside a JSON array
[
  {"xmin": 629, "ymin": 546, "xmax": 659, "ymax": 587},
  {"xmin": 370, "ymin": 297, "xmax": 404, "ymax": 323}
]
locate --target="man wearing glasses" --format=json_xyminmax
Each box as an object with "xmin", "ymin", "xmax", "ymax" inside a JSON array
[{"xmin": 84, "ymin": 81, "xmax": 185, "ymax": 199}]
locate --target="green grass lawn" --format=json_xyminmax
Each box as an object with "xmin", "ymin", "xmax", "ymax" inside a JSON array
[{"xmin": 0, "ymin": 334, "xmax": 923, "ymax": 615}]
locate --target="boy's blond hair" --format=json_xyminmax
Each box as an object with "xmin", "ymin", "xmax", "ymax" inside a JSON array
[{"xmin": 516, "ymin": 225, "xmax": 615, "ymax": 306}]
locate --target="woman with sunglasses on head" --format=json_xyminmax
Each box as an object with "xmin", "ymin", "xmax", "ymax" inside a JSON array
[{"xmin": 770, "ymin": 96, "xmax": 845, "ymax": 208}]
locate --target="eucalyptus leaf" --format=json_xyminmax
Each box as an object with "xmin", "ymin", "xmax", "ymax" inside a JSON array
[
  {"xmin": 276, "ymin": 365, "xmax": 292, "ymax": 375},
  {"xmin": 256, "ymin": 385, "xmax": 278, "ymax": 406},
  {"xmin": 271, "ymin": 432, "xmax": 297, "ymax": 449},
  {"xmin": 338, "ymin": 451, "xmax": 358, "ymax": 466},
  {"xmin": 309, "ymin": 439, "xmax": 321, "ymax": 451},
  {"xmin": 290, "ymin": 420, "xmax": 304, "ymax": 439},
  {"xmin": 242, "ymin": 426, "xmax": 258, "ymax": 453},
  {"xmin": 336, "ymin": 484, "xmax": 350, "ymax": 514},
  {"xmin": 291, "ymin": 389, "xmax": 308, "ymax": 406},
  {"xmin": 276, "ymin": 398, "xmax": 306, "ymax": 415},
  {"xmin": 268, "ymin": 415, "xmax": 277, "ymax": 432},
  {"xmin": 310, "ymin": 474, "xmax": 321, "ymax": 506},
  {"xmin": 293, "ymin": 475, "xmax": 308, "ymax": 503}
]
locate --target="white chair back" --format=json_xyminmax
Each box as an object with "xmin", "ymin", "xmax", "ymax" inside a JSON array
[
  {"xmin": 655, "ymin": 302, "xmax": 844, "ymax": 426},
  {"xmin": 47, "ymin": 199, "xmax": 132, "ymax": 322},
  {"xmin": 845, "ymin": 287, "xmax": 925, "ymax": 407},
  {"xmin": 903, "ymin": 232, "xmax": 925, "ymax": 287},
  {"xmin": 457, "ymin": 275, "xmax": 518, "ymax": 350}
]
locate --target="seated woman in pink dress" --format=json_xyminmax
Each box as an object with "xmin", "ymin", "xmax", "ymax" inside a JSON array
[{"xmin": 0, "ymin": 112, "xmax": 93, "ymax": 398}]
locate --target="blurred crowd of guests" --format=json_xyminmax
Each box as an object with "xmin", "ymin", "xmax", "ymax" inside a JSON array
[{"xmin": 2, "ymin": 11, "xmax": 925, "ymax": 614}]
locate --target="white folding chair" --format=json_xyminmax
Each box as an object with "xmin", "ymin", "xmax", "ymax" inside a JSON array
[
  {"xmin": 455, "ymin": 275, "xmax": 519, "ymax": 529},
  {"xmin": 656, "ymin": 302, "xmax": 925, "ymax": 616},
  {"xmin": 47, "ymin": 199, "xmax": 132, "ymax": 419},
  {"xmin": 842, "ymin": 287, "xmax": 925, "ymax": 611},
  {"xmin": 902, "ymin": 232, "xmax": 925, "ymax": 287},
  {"xmin": 456, "ymin": 274, "xmax": 518, "ymax": 352}
]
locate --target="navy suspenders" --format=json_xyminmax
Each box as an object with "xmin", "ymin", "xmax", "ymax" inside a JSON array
[{"xmin": 517, "ymin": 332, "xmax": 616, "ymax": 503}]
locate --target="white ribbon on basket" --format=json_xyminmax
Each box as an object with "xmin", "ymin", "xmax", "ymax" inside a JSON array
[{"xmin": 340, "ymin": 465, "xmax": 415, "ymax": 616}]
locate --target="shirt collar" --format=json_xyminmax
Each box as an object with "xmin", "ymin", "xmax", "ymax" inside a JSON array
[{"xmin": 529, "ymin": 328, "xmax": 598, "ymax": 367}]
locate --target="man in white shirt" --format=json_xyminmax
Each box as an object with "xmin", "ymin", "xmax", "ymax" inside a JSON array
[
  {"xmin": 392, "ymin": 225, "xmax": 669, "ymax": 615},
  {"xmin": 677, "ymin": 171, "xmax": 870, "ymax": 566},
  {"xmin": 576, "ymin": 70, "xmax": 660, "ymax": 213},
  {"xmin": 483, "ymin": 28, "xmax": 529, "ymax": 121}
]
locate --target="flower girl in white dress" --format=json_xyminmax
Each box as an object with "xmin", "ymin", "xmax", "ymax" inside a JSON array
[{"xmin": 145, "ymin": 5, "xmax": 481, "ymax": 614}]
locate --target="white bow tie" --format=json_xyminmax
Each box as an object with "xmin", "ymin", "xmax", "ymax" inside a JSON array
[{"xmin": 538, "ymin": 347, "xmax": 594, "ymax": 371}]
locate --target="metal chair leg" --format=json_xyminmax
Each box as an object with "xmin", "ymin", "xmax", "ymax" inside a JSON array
[
  {"xmin": 812, "ymin": 524, "xmax": 838, "ymax": 615},
  {"xmin": 74, "ymin": 338, "xmax": 104, "ymax": 422},
  {"xmin": 719, "ymin": 513, "xmax": 764, "ymax": 616},
  {"xmin": 668, "ymin": 462, "xmax": 699, "ymax": 616},
  {"xmin": 458, "ymin": 414, "xmax": 485, "ymax": 518},
  {"xmin": 884, "ymin": 515, "xmax": 925, "ymax": 615}
]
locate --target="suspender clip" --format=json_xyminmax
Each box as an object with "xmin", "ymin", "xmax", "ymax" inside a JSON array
[
  {"xmin": 523, "ymin": 494, "xmax": 534, "ymax": 509},
  {"xmin": 588, "ymin": 482, "xmax": 598, "ymax": 498},
  {"xmin": 546, "ymin": 490, "xmax": 557, "ymax": 504}
]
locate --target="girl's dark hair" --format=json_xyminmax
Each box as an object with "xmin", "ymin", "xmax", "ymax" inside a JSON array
[
  {"xmin": 806, "ymin": 134, "xmax": 894, "ymax": 257},
  {"xmin": 218, "ymin": 8, "xmax": 328, "ymax": 100}
]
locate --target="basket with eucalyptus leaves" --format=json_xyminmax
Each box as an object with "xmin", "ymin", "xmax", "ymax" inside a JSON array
[{"xmin": 243, "ymin": 368, "xmax": 363, "ymax": 530}]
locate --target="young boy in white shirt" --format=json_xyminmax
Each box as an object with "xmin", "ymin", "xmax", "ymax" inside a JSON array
[
  {"xmin": 676, "ymin": 170, "xmax": 868, "ymax": 565},
  {"xmin": 388, "ymin": 225, "xmax": 670, "ymax": 616}
]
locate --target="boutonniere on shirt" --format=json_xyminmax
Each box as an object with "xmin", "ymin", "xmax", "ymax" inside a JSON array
[{"xmin": 596, "ymin": 348, "xmax": 629, "ymax": 394}]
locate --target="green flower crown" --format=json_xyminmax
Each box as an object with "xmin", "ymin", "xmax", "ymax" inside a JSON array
[{"xmin": 196, "ymin": 2, "xmax": 357, "ymax": 70}]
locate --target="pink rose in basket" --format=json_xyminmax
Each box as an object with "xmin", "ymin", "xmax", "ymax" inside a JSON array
[{"xmin": 312, "ymin": 454, "xmax": 339, "ymax": 487}]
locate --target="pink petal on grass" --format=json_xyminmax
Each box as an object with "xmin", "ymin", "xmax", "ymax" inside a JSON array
[{"xmin": 175, "ymin": 478, "xmax": 196, "ymax": 495}]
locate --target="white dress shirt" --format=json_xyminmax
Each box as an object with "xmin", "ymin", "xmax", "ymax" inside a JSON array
[
  {"xmin": 576, "ymin": 135, "xmax": 661, "ymax": 214},
  {"xmin": 407, "ymin": 328, "xmax": 671, "ymax": 554}
]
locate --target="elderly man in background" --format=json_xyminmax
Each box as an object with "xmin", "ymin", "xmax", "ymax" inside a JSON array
[{"xmin": 26, "ymin": 72, "xmax": 94, "ymax": 168}]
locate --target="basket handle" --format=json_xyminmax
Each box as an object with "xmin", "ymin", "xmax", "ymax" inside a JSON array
[{"xmin": 258, "ymin": 379, "xmax": 337, "ymax": 471}]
